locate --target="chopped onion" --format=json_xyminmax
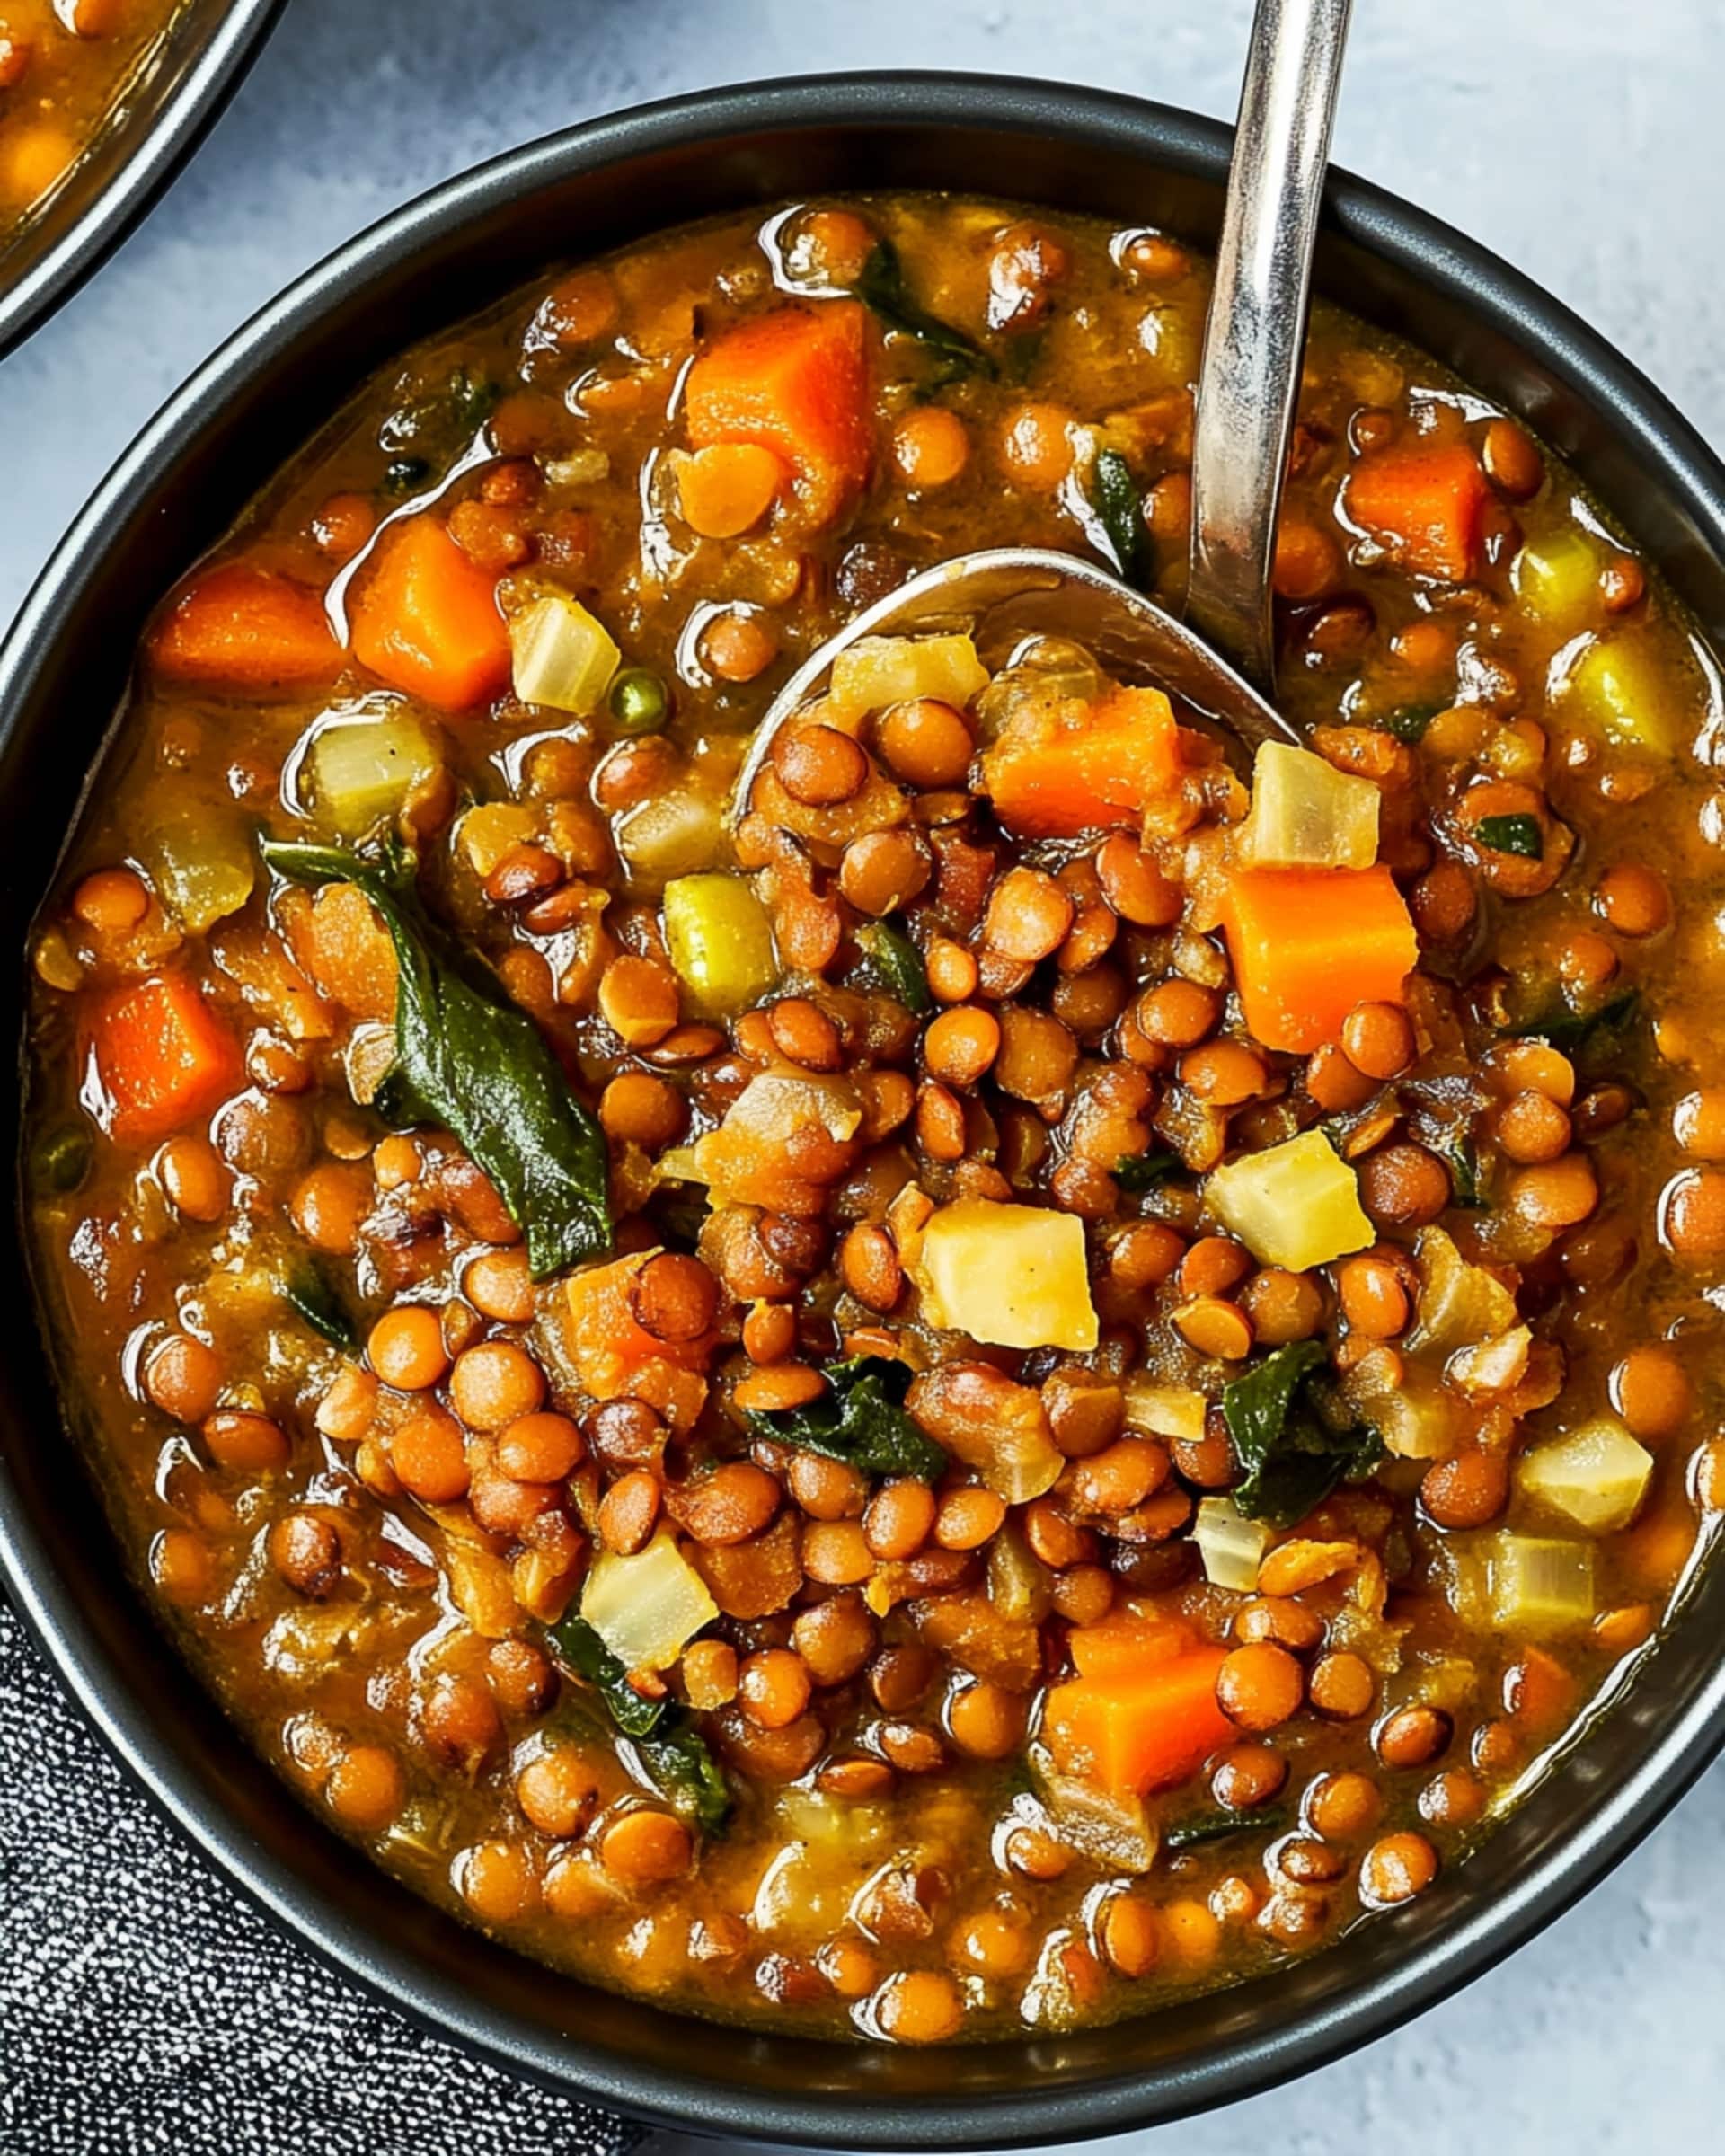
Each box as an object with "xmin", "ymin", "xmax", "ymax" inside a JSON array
[
  {"xmin": 1193, "ymin": 1496, "xmax": 1271, "ymax": 1592},
  {"xmin": 305, "ymin": 703, "xmax": 442, "ymax": 836},
  {"xmin": 1482, "ymin": 1532, "xmax": 1594, "ymax": 1632},
  {"xmin": 1516, "ymin": 1418, "xmax": 1652, "ymax": 1534},
  {"xmin": 1239, "ymin": 740, "xmax": 1379, "ymax": 870},
  {"xmin": 1342, "ymin": 1346, "xmax": 1460, "ymax": 1459},
  {"xmin": 614, "ymin": 785, "xmax": 725, "ymax": 886},
  {"xmin": 580, "ymin": 1533, "xmax": 717, "ymax": 1671},
  {"xmin": 1446, "ymin": 1323, "xmax": 1532, "ymax": 1394},
  {"xmin": 1205, "ymin": 1127, "xmax": 1373, "ymax": 1271},
  {"xmin": 1122, "ymin": 1378, "xmax": 1207, "ymax": 1443},
  {"xmin": 826, "ymin": 632, "xmax": 989, "ymax": 725},
  {"xmin": 509, "ymin": 592, "xmax": 620, "ymax": 714},
  {"xmin": 1407, "ymin": 1226, "xmax": 1517, "ymax": 1354}
]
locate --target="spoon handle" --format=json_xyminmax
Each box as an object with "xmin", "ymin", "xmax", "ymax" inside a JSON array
[{"xmin": 1186, "ymin": 0, "xmax": 1353, "ymax": 694}]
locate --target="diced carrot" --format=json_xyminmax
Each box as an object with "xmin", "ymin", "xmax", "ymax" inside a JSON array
[
  {"xmin": 1224, "ymin": 865, "xmax": 1418, "ymax": 1054},
  {"xmin": 149, "ymin": 561, "xmax": 343, "ymax": 691},
  {"xmin": 979, "ymin": 685, "xmax": 1184, "ymax": 838},
  {"xmin": 1067, "ymin": 1614, "xmax": 1196, "ymax": 1681},
  {"xmin": 1345, "ymin": 442, "xmax": 1491, "ymax": 583},
  {"xmin": 284, "ymin": 881, "xmax": 399, "ymax": 1024},
  {"xmin": 674, "ymin": 442, "xmax": 788, "ymax": 538},
  {"xmin": 1043, "ymin": 1645, "xmax": 1233, "ymax": 1797},
  {"xmin": 82, "ymin": 972, "xmax": 243, "ymax": 1146},
  {"xmin": 684, "ymin": 302, "xmax": 872, "ymax": 527},
  {"xmin": 563, "ymin": 1251, "xmax": 719, "ymax": 1400},
  {"xmin": 349, "ymin": 514, "xmax": 510, "ymax": 711}
]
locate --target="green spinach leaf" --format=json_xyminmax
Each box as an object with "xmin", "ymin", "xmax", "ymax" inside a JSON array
[
  {"xmin": 283, "ymin": 1260, "xmax": 358, "ymax": 1351},
  {"xmin": 852, "ymin": 921, "xmax": 931, "ymax": 1014},
  {"xmin": 1164, "ymin": 1804, "xmax": 1291, "ymax": 1851},
  {"xmin": 262, "ymin": 838, "xmax": 611, "ymax": 1279},
  {"xmin": 547, "ymin": 1612, "xmax": 732, "ymax": 1834},
  {"xmin": 378, "ymin": 365, "xmax": 500, "ymax": 458},
  {"xmin": 741, "ymin": 1355, "xmax": 945, "ymax": 1482},
  {"xmin": 1474, "ymin": 813, "xmax": 1544, "ymax": 860},
  {"xmin": 1222, "ymin": 1339, "xmax": 1384, "ymax": 1528},
  {"xmin": 1378, "ymin": 702, "xmax": 1439, "ymax": 745},
  {"xmin": 853, "ymin": 241, "xmax": 994, "ymax": 383},
  {"xmin": 1505, "ymin": 987, "xmax": 1640, "ymax": 1059},
  {"xmin": 1090, "ymin": 447, "xmax": 1148, "ymax": 587},
  {"xmin": 1115, "ymin": 1148, "xmax": 1182, "ymax": 1193}
]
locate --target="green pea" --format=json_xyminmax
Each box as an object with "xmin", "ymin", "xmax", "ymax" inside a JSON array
[{"xmin": 608, "ymin": 667, "xmax": 670, "ymax": 735}]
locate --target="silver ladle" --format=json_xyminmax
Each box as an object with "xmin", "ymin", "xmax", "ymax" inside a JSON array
[{"xmin": 732, "ymin": 0, "xmax": 1353, "ymax": 815}]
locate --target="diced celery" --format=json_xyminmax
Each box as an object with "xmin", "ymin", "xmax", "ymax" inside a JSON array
[
  {"xmin": 510, "ymin": 593, "xmax": 621, "ymax": 714},
  {"xmin": 141, "ymin": 801, "xmax": 255, "ymax": 932},
  {"xmin": 580, "ymin": 1533, "xmax": 718, "ymax": 1671},
  {"xmin": 1407, "ymin": 1226, "xmax": 1518, "ymax": 1354},
  {"xmin": 1560, "ymin": 632, "xmax": 1682, "ymax": 756},
  {"xmin": 1122, "ymin": 1378, "xmax": 1207, "ymax": 1443},
  {"xmin": 1194, "ymin": 1496, "xmax": 1271, "ymax": 1591},
  {"xmin": 916, "ymin": 1197, "xmax": 1099, "ymax": 1352},
  {"xmin": 1516, "ymin": 1417, "xmax": 1652, "ymax": 1533},
  {"xmin": 1484, "ymin": 1532, "xmax": 1594, "ymax": 1632},
  {"xmin": 826, "ymin": 633, "xmax": 989, "ymax": 724},
  {"xmin": 614, "ymin": 785, "xmax": 725, "ymax": 886},
  {"xmin": 662, "ymin": 873, "xmax": 777, "ymax": 1013},
  {"xmin": 1511, "ymin": 527, "xmax": 1602, "ymax": 626},
  {"xmin": 1204, "ymin": 1127, "xmax": 1373, "ymax": 1271},
  {"xmin": 1240, "ymin": 741, "xmax": 1379, "ymax": 870},
  {"xmin": 306, "ymin": 705, "xmax": 442, "ymax": 836}
]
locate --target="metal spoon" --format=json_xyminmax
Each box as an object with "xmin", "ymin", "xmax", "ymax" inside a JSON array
[{"xmin": 732, "ymin": 0, "xmax": 1352, "ymax": 816}]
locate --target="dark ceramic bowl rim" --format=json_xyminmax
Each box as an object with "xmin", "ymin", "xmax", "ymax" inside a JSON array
[
  {"xmin": 4, "ymin": 71, "xmax": 1725, "ymax": 2150},
  {"xmin": 0, "ymin": 0, "xmax": 286, "ymax": 361}
]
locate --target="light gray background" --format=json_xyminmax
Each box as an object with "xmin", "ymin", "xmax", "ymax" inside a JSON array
[{"xmin": 4, "ymin": 1, "xmax": 1721, "ymax": 2150}]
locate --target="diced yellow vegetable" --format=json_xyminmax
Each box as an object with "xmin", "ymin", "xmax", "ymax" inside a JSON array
[
  {"xmin": 1511, "ymin": 526, "xmax": 1602, "ymax": 626},
  {"xmin": 1483, "ymin": 1533, "xmax": 1594, "ymax": 1632},
  {"xmin": 509, "ymin": 592, "xmax": 620, "ymax": 714},
  {"xmin": 1204, "ymin": 1128, "xmax": 1372, "ymax": 1271},
  {"xmin": 457, "ymin": 801, "xmax": 538, "ymax": 879},
  {"xmin": 916, "ymin": 1197, "xmax": 1098, "ymax": 1351},
  {"xmin": 1516, "ymin": 1418, "xmax": 1653, "ymax": 1534},
  {"xmin": 1406, "ymin": 1226, "xmax": 1517, "ymax": 1355},
  {"xmin": 306, "ymin": 704, "xmax": 443, "ymax": 836},
  {"xmin": 662, "ymin": 873, "xmax": 778, "ymax": 1013},
  {"xmin": 580, "ymin": 1533, "xmax": 717, "ymax": 1671},
  {"xmin": 1342, "ymin": 1348, "xmax": 1460, "ymax": 1459},
  {"xmin": 1122, "ymin": 1378, "xmax": 1207, "ymax": 1443},
  {"xmin": 614, "ymin": 786, "xmax": 725, "ymax": 886},
  {"xmin": 1193, "ymin": 1497, "xmax": 1272, "ymax": 1592},
  {"xmin": 1559, "ymin": 632, "xmax": 1683, "ymax": 757},
  {"xmin": 141, "ymin": 801, "xmax": 255, "ymax": 932},
  {"xmin": 826, "ymin": 633, "xmax": 989, "ymax": 725},
  {"xmin": 1239, "ymin": 742, "xmax": 1379, "ymax": 870}
]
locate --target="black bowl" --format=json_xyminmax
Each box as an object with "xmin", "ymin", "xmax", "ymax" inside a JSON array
[
  {"xmin": 0, "ymin": 0, "xmax": 285, "ymax": 359},
  {"xmin": 4, "ymin": 74, "xmax": 1724, "ymax": 2151}
]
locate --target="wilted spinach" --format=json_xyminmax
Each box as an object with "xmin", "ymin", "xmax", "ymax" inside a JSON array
[
  {"xmin": 741, "ymin": 1355, "xmax": 945, "ymax": 1482},
  {"xmin": 262, "ymin": 839, "xmax": 611, "ymax": 1280},
  {"xmin": 548, "ymin": 1613, "xmax": 731, "ymax": 1834},
  {"xmin": 1090, "ymin": 446, "xmax": 1148, "ymax": 587},
  {"xmin": 283, "ymin": 1259, "xmax": 358, "ymax": 1351},
  {"xmin": 1221, "ymin": 1339, "xmax": 1384, "ymax": 1528},
  {"xmin": 1377, "ymin": 702, "xmax": 1439, "ymax": 745},
  {"xmin": 1474, "ymin": 813, "xmax": 1544, "ymax": 860},
  {"xmin": 1164, "ymin": 1804, "xmax": 1291, "ymax": 1851},
  {"xmin": 1505, "ymin": 988, "xmax": 1639, "ymax": 1060},
  {"xmin": 853, "ymin": 240, "xmax": 995, "ymax": 383},
  {"xmin": 851, "ymin": 921, "xmax": 931, "ymax": 1014},
  {"xmin": 1115, "ymin": 1148, "xmax": 1181, "ymax": 1194}
]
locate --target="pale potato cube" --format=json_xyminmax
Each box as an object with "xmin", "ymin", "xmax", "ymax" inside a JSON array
[
  {"xmin": 581, "ymin": 1533, "xmax": 718, "ymax": 1672},
  {"xmin": 1516, "ymin": 1418, "xmax": 1653, "ymax": 1534},
  {"xmin": 1204, "ymin": 1128, "xmax": 1373, "ymax": 1270},
  {"xmin": 1240, "ymin": 741, "xmax": 1379, "ymax": 870},
  {"xmin": 917, "ymin": 1197, "xmax": 1098, "ymax": 1351},
  {"xmin": 826, "ymin": 633, "xmax": 989, "ymax": 725}
]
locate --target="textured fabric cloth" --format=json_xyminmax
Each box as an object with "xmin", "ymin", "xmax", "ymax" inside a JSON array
[{"xmin": 0, "ymin": 1600, "xmax": 640, "ymax": 2156}]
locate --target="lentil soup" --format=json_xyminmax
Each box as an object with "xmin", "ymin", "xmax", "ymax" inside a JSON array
[
  {"xmin": 0, "ymin": 0, "xmax": 184, "ymax": 238},
  {"xmin": 24, "ymin": 192, "xmax": 1725, "ymax": 2044}
]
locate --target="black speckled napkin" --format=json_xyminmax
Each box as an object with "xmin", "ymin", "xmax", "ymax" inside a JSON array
[{"xmin": 0, "ymin": 1600, "xmax": 641, "ymax": 2156}]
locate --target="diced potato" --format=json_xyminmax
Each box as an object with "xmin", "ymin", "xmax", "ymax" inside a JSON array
[
  {"xmin": 614, "ymin": 785, "xmax": 725, "ymax": 886},
  {"xmin": 1407, "ymin": 1226, "xmax": 1518, "ymax": 1354},
  {"xmin": 1239, "ymin": 742, "xmax": 1379, "ymax": 870},
  {"xmin": 580, "ymin": 1533, "xmax": 717, "ymax": 1671},
  {"xmin": 306, "ymin": 703, "xmax": 442, "ymax": 836},
  {"xmin": 142, "ymin": 802, "xmax": 256, "ymax": 932},
  {"xmin": 1193, "ymin": 1496, "xmax": 1271, "ymax": 1592},
  {"xmin": 1511, "ymin": 526, "xmax": 1602, "ymax": 626},
  {"xmin": 916, "ymin": 1197, "xmax": 1098, "ymax": 1351},
  {"xmin": 662, "ymin": 873, "xmax": 777, "ymax": 1013},
  {"xmin": 1482, "ymin": 1532, "xmax": 1595, "ymax": 1632},
  {"xmin": 826, "ymin": 633, "xmax": 989, "ymax": 725},
  {"xmin": 1559, "ymin": 632, "xmax": 1683, "ymax": 757},
  {"xmin": 1516, "ymin": 1418, "xmax": 1653, "ymax": 1534},
  {"xmin": 1204, "ymin": 1128, "xmax": 1372, "ymax": 1270},
  {"xmin": 509, "ymin": 592, "xmax": 620, "ymax": 714}
]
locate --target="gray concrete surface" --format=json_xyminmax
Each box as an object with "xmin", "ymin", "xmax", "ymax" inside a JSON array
[{"xmin": 3, "ymin": 1, "xmax": 1721, "ymax": 2149}]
